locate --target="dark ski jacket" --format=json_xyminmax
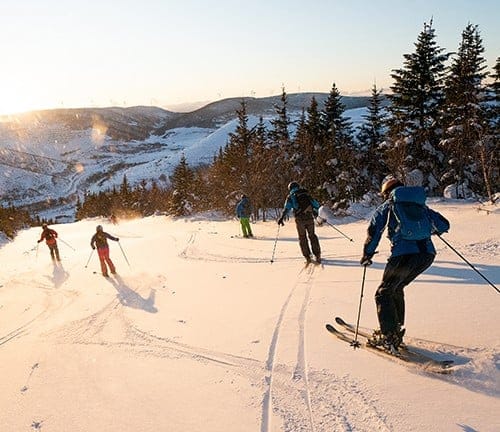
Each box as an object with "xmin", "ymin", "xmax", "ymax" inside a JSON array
[
  {"xmin": 91, "ymin": 231, "xmax": 118, "ymax": 250},
  {"xmin": 281, "ymin": 186, "xmax": 320, "ymax": 220},
  {"xmin": 363, "ymin": 188, "xmax": 450, "ymax": 258}
]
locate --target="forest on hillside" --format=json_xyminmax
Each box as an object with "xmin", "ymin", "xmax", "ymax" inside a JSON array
[{"xmin": 76, "ymin": 22, "xmax": 498, "ymax": 222}]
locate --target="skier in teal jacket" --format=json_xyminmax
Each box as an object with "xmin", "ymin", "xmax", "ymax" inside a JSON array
[{"xmin": 236, "ymin": 194, "xmax": 253, "ymax": 238}]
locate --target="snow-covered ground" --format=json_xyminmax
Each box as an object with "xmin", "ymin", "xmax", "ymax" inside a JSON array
[{"xmin": 0, "ymin": 199, "xmax": 498, "ymax": 431}]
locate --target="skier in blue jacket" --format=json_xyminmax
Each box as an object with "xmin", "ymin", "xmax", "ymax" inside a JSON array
[
  {"xmin": 236, "ymin": 194, "xmax": 253, "ymax": 238},
  {"xmin": 360, "ymin": 177, "xmax": 450, "ymax": 352},
  {"xmin": 278, "ymin": 181, "xmax": 322, "ymax": 264}
]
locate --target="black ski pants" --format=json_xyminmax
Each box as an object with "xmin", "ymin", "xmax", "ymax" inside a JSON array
[
  {"xmin": 295, "ymin": 215, "xmax": 321, "ymax": 259},
  {"xmin": 375, "ymin": 252, "xmax": 435, "ymax": 335}
]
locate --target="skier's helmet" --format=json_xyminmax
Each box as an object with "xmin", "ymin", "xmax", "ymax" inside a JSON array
[
  {"xmin": 380, "ymin": 177, "xmax": 403, "ymax": 198},
  {"xmin": 288, "ymin": 181, "xmax": 300, "ymax": 191},
  {"xmin": 42, "ymin": 223, "xmax": 48, "ymax": 229},
  {"xmin": 96, "ymin": 225, "xmax": 103, "ymax": 232}
]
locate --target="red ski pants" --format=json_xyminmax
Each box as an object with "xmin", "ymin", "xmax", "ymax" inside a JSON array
[{"xmin": 97, "ymin": 247, "xmax": 116, "ymax": 275}]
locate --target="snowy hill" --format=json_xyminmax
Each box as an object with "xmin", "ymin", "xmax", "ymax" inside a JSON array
[
  {"xmin": 0, "ymin": 200, "xmax": 498, "ymax": 431},
  {"xmin": 0, "ymin": 94, "xmax": 369, "ymax": 220}
]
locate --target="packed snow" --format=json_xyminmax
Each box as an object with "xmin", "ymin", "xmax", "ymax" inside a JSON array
[{"xmin": 0, "ymin": 199, "xmax": 498, "ymax": 431}]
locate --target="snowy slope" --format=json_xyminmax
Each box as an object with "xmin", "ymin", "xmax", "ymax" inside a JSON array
[
  {"xmin": 0, "ymin": 200, "xmax": 498, "ymax": 431},
  {"xmin": 0, "ymin": 100, "xmax": 366, "ymax": 221}
]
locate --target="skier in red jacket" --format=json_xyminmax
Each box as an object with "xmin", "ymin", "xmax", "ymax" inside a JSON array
[
  {"xmin": 90, "ymin": 225, "xmax": 119, "ymax": 277},
  {"xmin": 37, "ymin": 223, "xmax": 61, "ymax": 262}
]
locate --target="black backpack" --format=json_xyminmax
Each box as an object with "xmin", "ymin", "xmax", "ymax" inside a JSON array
[{"xmin": 294, "ymin": 188, "xmax": 313, "ymax": 215}]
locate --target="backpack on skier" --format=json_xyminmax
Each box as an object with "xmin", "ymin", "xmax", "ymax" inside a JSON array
[
  {"xmin": 294, "ymin": 188, "xmax": 314, "ymax": 216},
  {"xmin": 390, "ymin": 186, "xmax": 433, "ymax": 241}
]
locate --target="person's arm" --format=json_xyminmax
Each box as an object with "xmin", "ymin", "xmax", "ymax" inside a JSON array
[
  {"xmin": 278, "ymin": 196, "xmax": 293, "ymax": 225},
  {"xmin": 361, "ymin": 202, "xmax": 390, "ymax": 262},
  {"xmin": 90, "ymin": 234, "xmax": 96, "ymax": 249},
  {"xmin": 428, "ymin": 208, "xmax": 450, "ymax": 235},
  {"xmin": 106, "ymin": 232, "xmax": 119, "ymax": 242}
]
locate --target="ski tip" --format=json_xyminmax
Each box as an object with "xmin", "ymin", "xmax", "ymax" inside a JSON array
[
  {"xmin": 325, "ymin": 323, "xmax": 336, "ymax": 332},
  {"xmin": 335, "ymin": 316, "xmax": 347, "ymax": 326}
]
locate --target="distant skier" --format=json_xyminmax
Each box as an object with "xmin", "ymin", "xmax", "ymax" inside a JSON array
[
  {"xmin": 37, "ymin": 223, "xmax": 61, "ymax": 262},
  {"xmin": 360, "ymin": 176, "xmax": 450, "ymax": 352},
  {"xmin": 90, "ymin": 225, "xmax": 119, "ymax": 277},
  {"xmin": 278, "ymin": 181, "xmax": 322, "ymax": 264},
  {"xmin": 236, "ymin": 194, "xmax": 253, "ymax": 238}
]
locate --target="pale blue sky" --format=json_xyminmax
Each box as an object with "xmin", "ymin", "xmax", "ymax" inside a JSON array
[{"xmin": 0, "ymin": 0, "xmax": 498, "ymax": 114}]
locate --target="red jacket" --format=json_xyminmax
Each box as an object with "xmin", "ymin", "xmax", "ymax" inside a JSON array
[{"xmin": 39, "ymin": 228, "xmax": 58, "ymax": 246}]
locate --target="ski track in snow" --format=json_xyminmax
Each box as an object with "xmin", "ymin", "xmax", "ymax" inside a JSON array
[
  {"xmin": 24, "ymin": 234, "xmax": 394, "ymax": 432},
  {"xmin": 259, "ymin": 263, "xmax": 391, "ymax": 432}
]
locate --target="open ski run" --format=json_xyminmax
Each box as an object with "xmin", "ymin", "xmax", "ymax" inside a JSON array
[{"xmin": 0, "ymin": 200, "xmax": 498, "ymax": 432}]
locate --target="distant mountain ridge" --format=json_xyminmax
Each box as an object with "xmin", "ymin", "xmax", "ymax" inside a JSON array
[{"xmin": 0, "ymin": 93, "xmax": 371, "ymax": 220}]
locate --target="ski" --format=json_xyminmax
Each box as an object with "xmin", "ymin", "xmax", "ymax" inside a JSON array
[
  {"xmin": 334, "ymin": 316, "xmax": 454, "ymax": 368},
  {"xmin": 325, "ymin": 321, "xmax": 453, "ymax": 373}
]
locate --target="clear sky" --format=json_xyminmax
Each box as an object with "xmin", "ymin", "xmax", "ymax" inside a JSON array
[{"xmin": 0, "ymin": 0, "xmax": 498, "ymax": 115}]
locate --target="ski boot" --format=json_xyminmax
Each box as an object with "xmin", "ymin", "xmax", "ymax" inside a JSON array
[{"xmin": 368, "ymin": 330, "xmax": 401, "ymax": 355}]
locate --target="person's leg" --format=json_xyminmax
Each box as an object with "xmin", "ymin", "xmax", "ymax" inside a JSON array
[
  {"xmin": 97, "ymin": 248, "xmax": 109, "ymax": 275},
  {"xmin": 295, "ymin": 219, "xmax": 311, "ymax": 259},
  {"xmin": 101, "ymin": 247, "xmax": 116, "ymax": 274},
  {"xmin": 393, "ymin": 253, "xmax": 435, "ymax": 327},
  {"xmin": 375, "ymin": 255, "xmax": 408, "ymax": 335},
  {"xmin": 244, "ymin": 218, "xmax": 253, "ymax": 236},
  {"xmin": 240, "ymin": 218, "xmax": 250, "ymax": 237},
  {"xmin": 305, "ymin": 218, "xmax": 321, "ymax": 259},
  {"xmin": 54, "ymin": 244, "xmax": 61, "ymax": 261}
]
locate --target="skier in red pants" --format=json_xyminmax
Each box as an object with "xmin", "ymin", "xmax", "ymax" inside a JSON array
[{"xmin": 90, "ymin": 225, "xmax": 119, "ymax": 277}]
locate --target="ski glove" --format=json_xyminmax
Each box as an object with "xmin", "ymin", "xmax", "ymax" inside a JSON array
[
  {"xmin": 316, "ymin": 216, "xmax": 326, "ymax": 226},
  {"xmin": 360, "ymin": 254, "xmax": 373, "ymax": 266},
  {"xmin": 277, "ymin": 217, "xmax": 285, "ymax": 226}
]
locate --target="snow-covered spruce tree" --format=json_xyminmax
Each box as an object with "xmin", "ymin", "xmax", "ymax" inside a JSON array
[
  {"xmin": 249, "ymin": 116, "xmax": 275, "ymax": 220},
  {"xmin": 356, "ymin": 84, "xmax": 388, "ymax": 191},
  {"xmin": 225, "ymin": 100, "xmax": 255, "ymax": 197},
  {"xmin": 168, "ymin": 154, "xmax": 196, "ymax": 216},
  {"xmin": 387, "ymin": 21, "xmax": 449, "ymax": 193},
  {"xmin": 301, "ymin": 96, "xmax": 325, "ymax": 193},
  {"xmin": 440, "ymin": 23, "xmax": 491, "ymax": 198},
  {"xmin": 320, "ymin": 83, "xmax": 358, "ymax": 207},
  {"xmin": 481, "ymin": 57, "xmax": 500, "ymax": 202},
  {"xmin": 268, "ymin": 87, "xmax": 294, "ymax": 199}
]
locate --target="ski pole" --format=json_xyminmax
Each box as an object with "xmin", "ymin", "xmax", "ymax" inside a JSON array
[
  {"xmin": 85, "ymin": 249, "xmax": 94, "ymax": 268},
  {"xmin": 36, "ymin": 243, "xmax": 39, "ymax": 258},
  {"xmin": 58, "ymin": 238, "xmax": 75, "ymax": 251},
  {"xmin": 436, "ymin": 234, "xmax": 499, "ymax": 294},
  {"xmin": 118, "ymin": 241, "xmax": 131, "ymax": 268},
  {"xmin": 351, "ymin": 264, "xmax": 368, "ymax": 349},
  {"xmin": 270, "ymin": 225, "xmax": 281, "ymax": 263},
  {"xmin": 325, "ymin": 220, "xmax": 354, "ymax": 242}
]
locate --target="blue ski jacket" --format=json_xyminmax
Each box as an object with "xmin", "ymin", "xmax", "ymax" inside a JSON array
[
  {"xmin": 236, "ymin": 196, "xmax": 252, "ymax": 218},
  {"xmin": 363, "ymin": 196, "xmax": 450, "ymax": 258}
]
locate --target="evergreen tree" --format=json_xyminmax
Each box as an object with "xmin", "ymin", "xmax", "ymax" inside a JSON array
[
  {"xmin": 320, "ymin": 83, "xmax": 356, "ymax": 205},
  {"xmin": 169, "ymin": 154, "xmax": 195, "ymax": 216},
  {"xmin": 250, "ymin": 116, "xmax": 276, "ymax": 220},
  {"xmin": 357, "ymin": 84, "xmax": 388, "ymax": 190},
  {"xmin": 269, "ymin": 87, "xmax": 294, "ymax": 201},
  {"xmin": 441, "ymin": 23, "xmax": 490, "ymax": 197},
  {"xmin": 387, "ymin": 21, "xmax": 449, "ymax": 191}
]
